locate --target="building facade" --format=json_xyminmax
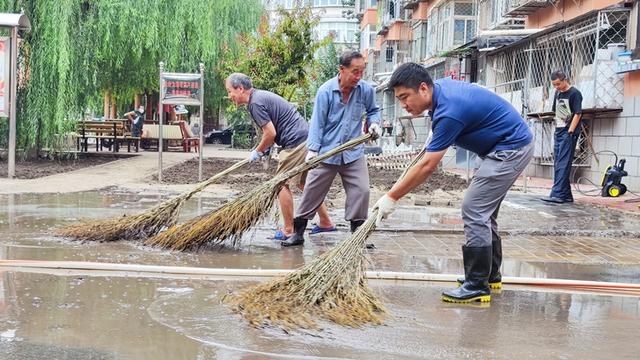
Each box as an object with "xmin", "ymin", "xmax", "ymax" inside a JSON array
[
  {"xmin": 357, "ymin": 0, "xmax": 640, "ymax": 192},
  {"xmin": 264, "ymin": 0, "xmax": 360, "ymax": 48},
  {"xmin": 484, "ymin": 0, "xmax": 640, "ymax": 191}
]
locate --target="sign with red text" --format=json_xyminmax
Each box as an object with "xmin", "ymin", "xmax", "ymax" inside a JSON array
[{"xmin": 161, "ymin": 72, "xmax": 202, "ymax": 105}]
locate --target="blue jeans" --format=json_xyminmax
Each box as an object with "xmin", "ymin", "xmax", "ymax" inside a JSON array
[{"xmin": 550, "ymin": 127, "xmax": 579, "ymax": 200}]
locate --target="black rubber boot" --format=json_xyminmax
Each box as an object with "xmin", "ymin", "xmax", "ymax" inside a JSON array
[
  {"xmin": 281, "ymin": 217, "xmax": 307, "ymax": 247},
  {"xmin": 457, "ymin": 238, "xmax": 502, "ymax": 289},
  {"xmin": 351, "ymin": 220, "xmax": 375, "ymax": 249},
  {"xmin": 443, "ymin": 246, "xmax": 492, "ymax": 303},
  {"xmin": 350, "ymin": 220, "xmax": 365, "ymax": 233}
]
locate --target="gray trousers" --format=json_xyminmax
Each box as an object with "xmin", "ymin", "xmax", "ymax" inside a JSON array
[
  {"xmin": 462, "ymin": 143, "xmax": 533, "ymax": 248},
  {"xmin": 295, "ymin": 156, "xmax": 370, "ymax": 221}
]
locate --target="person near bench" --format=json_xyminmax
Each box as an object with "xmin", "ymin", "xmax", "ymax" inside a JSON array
[
  {"xmin": 124, "ymin": 105, "xmax": 147, "ymax": 137},
  {"xmin": 124, "ymin": 105, "xmax": 150, "ymax": 148}
]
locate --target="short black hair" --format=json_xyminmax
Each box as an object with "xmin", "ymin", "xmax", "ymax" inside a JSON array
[
  {"xmin": 551, "ymin": 70, "xmax": 567, "ymax": 81},
  {"xmin": 339, "ymin": 51, "xmax": 364, "ymax": 67},
  {"xmin": 388, "ymin": 62, "xmax": 434, "ymax": 91}
]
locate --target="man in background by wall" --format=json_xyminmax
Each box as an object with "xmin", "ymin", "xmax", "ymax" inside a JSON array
[{"xmin": 541, "ymin": 70, "xmax": 583, "ymax": 204}]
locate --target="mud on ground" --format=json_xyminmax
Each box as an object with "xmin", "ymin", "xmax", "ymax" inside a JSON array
[
  {"xmin": 157, "ymin": 158, "xmax": 468, "ymax": 199},
  {"xmin": 0, "ymin": 156, "xmax": 120, "ymax": 179}
]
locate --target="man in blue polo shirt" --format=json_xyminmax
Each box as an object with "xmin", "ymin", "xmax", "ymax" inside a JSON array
[{"xmin": 373, "ymin": 62, "xmax": 533, "ymax": 303}]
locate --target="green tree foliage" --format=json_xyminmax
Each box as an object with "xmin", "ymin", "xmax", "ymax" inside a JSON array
[
  {"xmin": 219, "ymin": 5, "xmax": 325, "ymax": 147},
  {"xmin": 302, "ymin": 40, "xmax": 340, "ymax": 119},
  {"xmin": 0, "ymin": 0, "xmax": 263, "ymax": 156},
  {"xmin": 314, "ymin": 40, "xmax": 340, "ymax": 89},
  {"xmin": 220, "ymin": 6, "xmax": 324, "ymax": 102}
]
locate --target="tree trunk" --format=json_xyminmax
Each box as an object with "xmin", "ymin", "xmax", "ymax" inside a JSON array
[
  {"xmin": 110, "ymin": 93, "xmax": 117, "ymax": 119},
  {"xmin": 103, "ymin": 91, "xmax": 110, "ymax": 119}
]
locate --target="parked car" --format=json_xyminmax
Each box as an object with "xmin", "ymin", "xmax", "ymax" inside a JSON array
[
  {"xmin": 364, "ymin": 145, "xmax": 382, "ymax": 156},
  {"xmin": 205, "ymin": 128, "xmax": 233, "ymax": 145}
]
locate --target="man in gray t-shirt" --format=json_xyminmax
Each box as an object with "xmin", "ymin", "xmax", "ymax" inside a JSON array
[
  {"xmin": 247, "ymin": 89, "xmax": 308, "ymax": 149},
  {"xmin": 224, "ymin": 73, "xmax": 334, "ymax": 241}
]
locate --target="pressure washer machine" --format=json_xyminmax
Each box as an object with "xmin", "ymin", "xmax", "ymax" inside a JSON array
[{"xmin": 601, "ymin": 158, "xmax": 628, "ymax": 197}]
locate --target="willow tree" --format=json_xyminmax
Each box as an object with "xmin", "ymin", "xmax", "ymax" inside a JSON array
[{"xmin": 0, "ymin": 0, "xmax": 263, "ymax": 157}]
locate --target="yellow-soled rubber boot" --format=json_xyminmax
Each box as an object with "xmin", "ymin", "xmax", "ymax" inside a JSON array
[
  {"xmin": 456, "ymin": 278, "xmax": 502, "ymax": 289},
  {"xmin": 442, "ymin": 246, "xmax": 492, "ymax": 303},
  {"xmin": 442, "ymin": 293, "xmax": 491, "ymax": 303},
  {"xmin": 455, "ymin": 237, "xmax": 503, "ymax": 289}
]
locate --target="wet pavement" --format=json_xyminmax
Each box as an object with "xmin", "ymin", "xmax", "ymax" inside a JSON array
[
  {"xmin": 1, "ymin": 190, "xmax": 640, "ymax": 358},
  {"xmin": 1, "ymin": 272, "xmax": 639, "ymax": 359}
]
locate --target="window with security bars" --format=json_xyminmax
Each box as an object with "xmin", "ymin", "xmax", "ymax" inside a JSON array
[
  {"xmin": 385, "ymin": 46, "xmax": 394, "ymax": 62},
  {"xmin": 428, "ymin": 1, "xmax": 478, "ymax": 53},
  {"xmin": 427, "ymin": 62, "xmax": 446, "ymax": 80},
  {"xmin": 485, "ymin": 9, "xmax": 629, "ymax": 167},
  {"xmin": 454, "ymin": 19, "xmax": 476, "ymax": 45},
  {"xmin": 454, "ymin": 2, "xmax": 475, "ymax": 16},
  {"xmin": 486, "ymin": 9, "xmax": 628, "ymax": 112},
  {"xmin": 426, "ymin": 13, "xmax": 438, "ymax": 57},
  {"xmin": 412, "ymin": 21, "xmax": 428, "ymax": 61}
]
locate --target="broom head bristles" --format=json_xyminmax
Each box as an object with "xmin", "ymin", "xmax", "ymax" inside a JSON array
[
  {"xmin": 56, "ymin": 197, "xmax": 186, "ymax": 242},
  {"xmin": 225, "ymin": 215, "xmax": 387, "ymax": 330},
  {"xmin": 144, "ymin": 180, "xmax": 285, "ymax": 250},
  {"xmin": 145, "ymin": 134, "xmax": 373, "ymax": 251}
]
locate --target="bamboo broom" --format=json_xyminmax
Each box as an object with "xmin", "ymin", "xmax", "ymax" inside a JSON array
[
  {"xmin": 144, "ymin": 133, "xmax": 374, "ymax": 251},
  {"xmin": 56, "ymin": 159, "xmax": 249, "ymax": 242},
  {"xmin": 226, "ymin": 149, "xmax": 426, "ymax": 330}
]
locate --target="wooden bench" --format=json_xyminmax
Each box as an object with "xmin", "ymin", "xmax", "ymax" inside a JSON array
[
  {"xmin": 143, "ymin": 124, "xmax": 184, "ymax": 151},
  {"xmin": 75, "ymin": 120, "xmax": 140, "ymax": 152}
]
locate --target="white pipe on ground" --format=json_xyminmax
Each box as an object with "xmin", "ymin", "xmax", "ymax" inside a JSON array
[{"xmin": 1, "ymin": 260, "xmax": 639, "ymax": 293}]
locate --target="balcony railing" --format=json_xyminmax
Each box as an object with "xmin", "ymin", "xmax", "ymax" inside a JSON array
[
  {"xmin": 403, "ymin": 0, "xmax": 421, "ymax": 10},
  {"xmin": 503, "ymin": 0, "xmax": 550, "ymax": 18},
  {"xmin": 486, "ymin": 9, "xmax": 630, "ymax": 113}
]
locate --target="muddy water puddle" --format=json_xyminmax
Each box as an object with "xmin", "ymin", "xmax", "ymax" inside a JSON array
[
  {"xmin": 1, "ymin": 272, "xmax": 639, "ymax": 359},
  {"xmin": 1, "ymin": 191, "xmax": 640, "ymax": 281},
  {"xmin": 1, "ymin": 190, "xmax": 640, "ymax": 358}
]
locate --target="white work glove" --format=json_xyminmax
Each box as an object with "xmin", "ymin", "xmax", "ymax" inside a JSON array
[
  {"xmin": 305, "ymin": 150, "xmax": 318, "ymax": 162},
  {"xmin": 248, "ymin": 149, "xmax": 263, "ymax": 163},
  {"xmin": 368, "ymin": 123, "xmax": 383, "ymax": 139},
  {"xmin": 372, "ymin": 194, "xmax": 397, "ymax": 226}
]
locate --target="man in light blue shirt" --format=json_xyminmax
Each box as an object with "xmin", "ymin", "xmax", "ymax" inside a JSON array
[{"xmin": 282, "ymin": 51, "xmax": 382, "ymax": 247}]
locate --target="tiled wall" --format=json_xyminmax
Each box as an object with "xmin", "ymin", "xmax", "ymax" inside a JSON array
[
  {"xmin": 518, "ymin": 95, "xmax": 640, "ymax": 192},
  {"xmin": 575, "ymin": 96, "xmax": 640, "ymax": 192},
  {"xmin": 438, "ymin": 95, "xmax": 640, "ymax": 193}
]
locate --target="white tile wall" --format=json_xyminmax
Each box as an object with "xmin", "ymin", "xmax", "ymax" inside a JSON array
[
  {"xmin": 605, "ymin": 136, "xmax": 619, "ymax": 151},
  {"xmin": 599, "ymin": 119, "xmax": 613, "ymax": 136},
  {"xmin": 618, "ymin": 137, "xmax": 633, "ymax": 156},
  {"xmin": 621, "ymin": 96, "xmax": 635, "ymax": 117},
  {"xmin": 612, "ymin": 117, "xmax": 627, "ymax": 136},
  {"xmin": 635, "ymin": 97, "xmax": 640, "ymax": 115},
  {"xmin": 626, "ymin": 116, "xmax": 640, "ymax": 136}
]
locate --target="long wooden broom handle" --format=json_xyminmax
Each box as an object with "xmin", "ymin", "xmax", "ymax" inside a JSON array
[
  {"xmin": 275, "ymin": 133, "xmax": 374, "ymax": 183},
  {"xmin": 179, "ymin": 133, "xmax": 373, "ymax": 203},
  {"xmin": 180, "ymin": 159, "xmax": 250, "ymax": 201}
]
